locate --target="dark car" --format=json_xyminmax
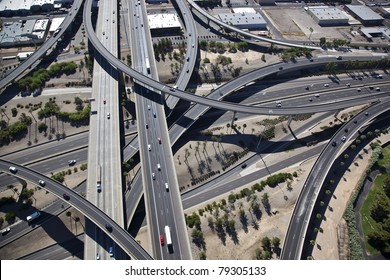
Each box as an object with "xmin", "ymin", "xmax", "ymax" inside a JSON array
[
  {"xmin": 63, "ymin": 193, "xmax": 70, "ymax": 200},
  {"xmin": 331, "ymin": 141, "xmax": 337, "ymax": 147},
  {"xmin": 241, "ymin": 163, "xmax": 247, "ymax": 168},
  {"xmin": 105, "ymin": 224, "xmax": 113, "ymax": 232}
]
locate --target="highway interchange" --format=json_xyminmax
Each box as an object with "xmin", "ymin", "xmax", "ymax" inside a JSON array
[{"xmin": 0, "ymin": 0, "xmax": 390, "ymax": 260}]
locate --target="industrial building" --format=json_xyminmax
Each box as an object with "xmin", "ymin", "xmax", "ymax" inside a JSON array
[
  {"xmin": 345, "ymin": 5, "xmax": 383, "ymax": 26},
  {"xmin": 359, "ymin": 27, "xmax": 390, "ymax": 41},
  {"xmin": 307, "ymin": 6, "xmax": 349, "ymax": 26},
  {"xmin": 218, "ymin": 12, "xmax": 267, "ymax": 30},
  {"xmin": 0, "ymin": 0, "xmax": 73, "ymax": 16},
  {"xmin": 147, "ymin": 13, "xmax": 182, "ymax": 36},
  {"xmin": 379, "ymin": 7, "xmax": 390, "ymax": 19},
  {"xmin": 0, "ymin": 19, "xmax": 46, "ymax": 47}
]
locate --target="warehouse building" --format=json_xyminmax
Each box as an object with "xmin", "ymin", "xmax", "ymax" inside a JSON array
[
  {"xmin": 218, "ymin": 12, "xmax": 267, "ymax": 30},
  {"xmin": 360, "ymin": 27, "xmax": 390, "ymax": 41},
  {"xmin": 147, "ymin": 13, "xmax": 182, "ymax": 36},
  {"xmin": 307, "ymin": 6, "xmax": 349, "ymax": 26},
  {"xmin": 345, "ymin": 5, "xmax": 383, "ymax": 26},
  {"xmin": 0, "ymin": 20, "xmax": 45, "ymax": 47}
]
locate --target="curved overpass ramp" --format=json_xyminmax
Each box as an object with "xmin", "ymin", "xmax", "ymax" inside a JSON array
[
  {"xmin": 0, "ymin": 159, "xmax": 153, "ymax": 260},
  {"xmin": 281, "ymin": 99, "xmax": 390, "ymax": 259}
]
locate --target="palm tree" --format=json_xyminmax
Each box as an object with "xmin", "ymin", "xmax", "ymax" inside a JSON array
[
  {"xmin": 66, "ymin": 211, "xmax": 72, "ymax": 231},
  {"xmin": 242, "ymin": 123, "xmax": 247, "ymax": 133}
]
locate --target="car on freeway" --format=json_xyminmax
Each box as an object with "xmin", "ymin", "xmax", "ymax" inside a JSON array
[
  {"xmin": 341, "ymin": 136, "xmax": 347, "ymax": 142},
  {"xmin": 160, "ymin": 235, "xmax": 164, "ymax": 246},
  {"xmin": 241, "ymin": 163, "xmax": 247, "ymax": 168},
  {"xmin": 105, "ymin": 224, "xmax": 113, "ymax": 232},
  {"xmin": 38, "ymin": 180, "xmax": 46, "ymax": 187},
  {"xmin": 109, "ymin": 246, "xmax": 114, "ymax": 257},
  {"xmin": 97, "ymin": 183, "xmax": 102, "ymax": 193},
  {"xmin": 331, "ymin": 141, "xmax": 337, "ymax": 147},
  {"xmin": 148, "ymin": 144, "xmax": 151, "ymax": 151},
  {"xmin": 147, "ymin": 105, "xmax": 151, "ymax": 110},
  {"xmin": 96, "ymin": 253, "xmax": 100, "ymax": 260},
  {"xmin": 305, "ymin": 86, "xmax": 310, "ymax": 90},
  {"xmin": 107, "ymin": 112, "xmax": 110, "ymax": 119},
  {"xmin": 152, "ymin": 173, "xmax": 155, "ymax": 180},
  {"xmin": 103, "ymin": 100, "xmax": 106, "ymax": 104},
  {"xmin": 324, "ymin": 83, "xmax": 329, "ymax": 87},
  {"xmin": 157, "ymin": 163, "xmax": 161, "ymax": 171},
  {"xmin": 153, "ymin": 112, "xmax": 156, "ymax": 118},
  {"xmin": 365, "ymin": 112, "xmax": 369, "ymax": 116},
  {"xmin": 63, "ymin": 193, "xmax": 70, "ymax": 200},
  {"xmin": 158, "ymin": 137, "xmax": 161, "ymax": 144},
  {"xmin": 357, "ymin": 88, "xmax": 361, "ymax": 92},
  {"xmin": 68, "ymin": 159, "xmax": 77, "ymax": 166},
  {"xmin": 1, "ymin": 227, "xmax": 10, "ymax": 235},
  {"xmin": 279, "ymin": 66, "xmax": 283, "ymax": 70},
  {"xmin": 9, "ymin": 166, "xmax": 17, "ymax": 174}
]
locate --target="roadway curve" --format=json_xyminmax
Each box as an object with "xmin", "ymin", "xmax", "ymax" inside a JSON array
[
  {"xmin": 186, "ymin": 0, "xmax": 322, "ymax": 50},
  {"xmin": 0, "ymin": 0, "xmax": 84, "ymax": 91},
  {"xmin": 85, "ymin": 0, "xmax": 388, "ymax": 115},
  {"xmin": 281, "ymin": 99, "xmax": 390, "ymax": 259},
  {"xmin": 0, "ymin": 160, "xmax": 152, "ymax": 260}
]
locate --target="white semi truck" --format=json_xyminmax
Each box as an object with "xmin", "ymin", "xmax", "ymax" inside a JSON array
[{"xmin": 164, "ymin": 225, "xmax": 173, "ymax": 253}]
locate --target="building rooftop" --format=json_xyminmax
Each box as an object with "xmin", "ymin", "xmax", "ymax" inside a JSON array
[
  {"xmin": 232, "ymin": 7, "xmax": 257, "ymax": 14},
  {"xmin": 147, "ymin": 13, "xmax": 181, "ymax": 29},
  {"xmin": 31, "ymin": 0, "xmax": 55, "ymax": 5},
  {"xmin": 346, "ymin": 5, "xmax": 383, "ymax": 21},
  {"xmin": 308, "ymin": 6, "xmax": 349, "ymax": 20},
  {"xmin": 360, "ymin": 27, "xmax": 390, "ymax": 39},
  {"xmin": 218, "ymin": 13, "xmax": 267, "ymax": 26},
  {"xmin": 49, "ymin": 17, "xmax": 65, "ymax": 32},
  {"xmin": 0, "ymin": 0, "xmax": 33, "ymax": 11}
]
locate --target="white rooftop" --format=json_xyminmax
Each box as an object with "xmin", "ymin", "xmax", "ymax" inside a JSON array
[
  {"xmin": 232, "ymin": 7, "xmax": 257, "ymax": 14},
  {"xmin": 0, "ymin": 0, "xmax": 33, "ymax": 11},
  {"xmin": 218, "ymin": 13, "xmax": 267, "ymax": 26},
  {"xmin": 31, "ymin": 0, "xmax": 55, "ymax": 5},
  {"xmin": 308, "ymin": 6, "xmax": 349, "ymax": 20},
  {"xmin": 346, "ymin": 5, "xmax": 383, "ymax": 21},
  {"xmin": 49, "ymin": 17, "xmax": 65, "ymax": 32},
  {"xmin": 147, "ymin": 13, "xmax": 181, "ymax": 29}
]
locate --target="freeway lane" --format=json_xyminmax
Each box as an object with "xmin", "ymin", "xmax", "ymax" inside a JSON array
[
  {"xmin": 281, "ymin": 99, "xmax": 390, "ymax": 259},
  {"xmin": 0, "ymin": 160, "xmax": 152, "ymax": 260},
  {"xmin": 84, "ymin": 0, "xmax": 389, "ymax": 115}
]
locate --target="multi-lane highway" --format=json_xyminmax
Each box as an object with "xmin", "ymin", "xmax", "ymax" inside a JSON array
[
  {"xmin": 84, "ymin": 0, "xmax": 124, "ymax": 260},
  {"xmin": 0, "ymin": 160, "xmax": 152, "ymax": 260},
  {"xmin": 281, "ymin": 99, "xmax": 390, "ymax": 259},
  {"xmin": 129, "ymin": 0, "xmax": 191, "ymax": 260}
]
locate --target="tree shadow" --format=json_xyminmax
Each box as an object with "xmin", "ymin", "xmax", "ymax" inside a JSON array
[{"xmin": 239, "ymin": 212, "xmax": 248, "ymax": 233}]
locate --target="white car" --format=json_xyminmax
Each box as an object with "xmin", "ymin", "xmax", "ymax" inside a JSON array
[
  {"xmin": 9, "ymin": 166, "xmax": 17, "ymax": 173},
  {"xmin": 107, "ymin": 113, "xmax": 110, "ymax": 119},
  {"xmin": 1, "ymin": 227, "xmax": 10, "ymax": 235}
]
